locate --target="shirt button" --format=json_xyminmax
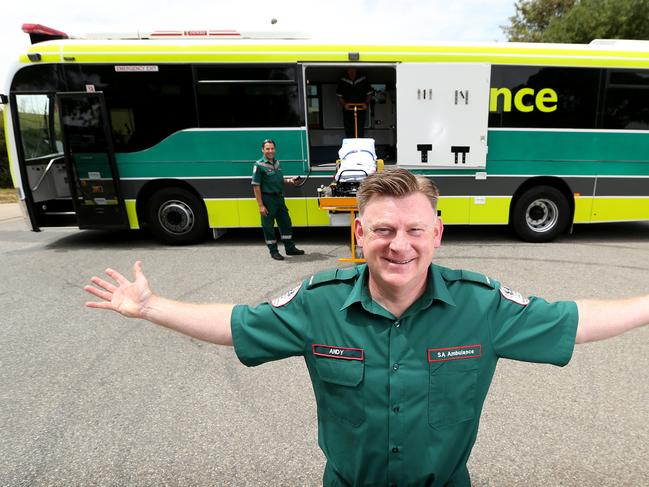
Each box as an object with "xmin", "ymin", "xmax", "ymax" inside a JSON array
[
  {"xmin": 393, "ymin": 406, "xmax": 400, "ymax": 413},
  {"xmin": 392, "ymin": 363, "xmax": 399, "ymax": 371},
  {"xmin": 394, "ymin": 321, "xmax": 400, "ymax": 328},
  {"xmin": 392, "ymin": 447, "xmax": 399, "ymax": 453}
]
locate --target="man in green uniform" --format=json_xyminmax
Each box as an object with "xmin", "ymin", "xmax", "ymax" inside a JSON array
[
  {"xmin": 85, "ymin": 169, "xmax": 649, "ymax": 486},
  {"xmin": 252, "ymin": 139, "xmax": 304, "ymax": 260},
  {"xmin": 337, "ymin": 68, "xmax": 374, "ymax": 138}
]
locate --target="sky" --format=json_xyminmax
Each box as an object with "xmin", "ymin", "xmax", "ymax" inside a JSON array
[{"xmin": 1, "ymin": 0, "xmax": 515, "ymax": 94}]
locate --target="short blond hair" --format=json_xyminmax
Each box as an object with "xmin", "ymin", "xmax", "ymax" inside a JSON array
[{"xmin": 357, "ymin": 168, "xmax": 439, "ymax": 215}]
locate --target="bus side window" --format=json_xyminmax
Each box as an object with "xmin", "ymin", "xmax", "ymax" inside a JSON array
[
  {"xmin": 196, "ymin": 65, "xmax": 304, "ymax": 128},
  {"xmin": 65, "ymin": 64, "xmax": 196, "ymax": 153},
  {"xmin": 488, "ymin": 65, "xmax": 600, "ymax": 130},
  {"xmin": 603, "ymin": 69, "xmax": 649, "ymax": 130}
]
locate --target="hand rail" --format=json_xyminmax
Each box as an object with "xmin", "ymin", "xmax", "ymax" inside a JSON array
[{"xmin": 31, "ymin": 155, "xmax": 64, "ymax": 192}]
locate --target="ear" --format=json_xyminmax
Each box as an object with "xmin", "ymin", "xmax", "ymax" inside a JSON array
[
  {"xmin": 433, "ymin": 217, "xmax": 444, "ymax": 248},
  {"xmin": 354, "ymin": 217, "xmax": 365, "ymax": 247}
]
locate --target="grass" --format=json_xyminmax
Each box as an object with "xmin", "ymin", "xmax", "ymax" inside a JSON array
[{"xmin": 0, "ymin": 188, "xmax": 18, "ymax": 203}]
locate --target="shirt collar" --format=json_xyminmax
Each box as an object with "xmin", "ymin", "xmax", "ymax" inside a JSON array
[
  {"xmin": 428, "ymin": 264, "xmax": 456, "ymax": 307},
  {"xmin": 341, "ymin": 263, "xmax": 456, "ymax": 315},
  {"xmin": 341, "ymin": 264, "xmax": 368, "ymax": 310},
  {"xmin": 261, "ymin": 156, "xmax": 278, "ymax": 167}
]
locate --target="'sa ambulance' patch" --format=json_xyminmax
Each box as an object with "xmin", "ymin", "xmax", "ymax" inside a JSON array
[
  {"xmin": 271, "ymin": 283, "xmax": 302, "ymax": 308},
  {"xmin": 499, "ymin": 285, "xmax": 530, "ymax": 306}
]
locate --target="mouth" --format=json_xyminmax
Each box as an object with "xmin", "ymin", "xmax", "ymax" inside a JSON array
[{"xmin": 383, "ymin": 257, "xmax": 415, "ymax": 265}]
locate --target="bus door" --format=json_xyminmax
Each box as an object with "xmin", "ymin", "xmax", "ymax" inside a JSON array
[
  {"xmin": 396, "ymin": 63, "xmax": 490, "ymax": 168},
  {"xmin": 57, "ymin": 92, "xmax": 129, "ymax": 229}
]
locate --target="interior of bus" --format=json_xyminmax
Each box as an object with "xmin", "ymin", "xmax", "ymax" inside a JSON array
[{"xmin": 303, "ymin": 65, "xmax": 397, "ymax": 168}]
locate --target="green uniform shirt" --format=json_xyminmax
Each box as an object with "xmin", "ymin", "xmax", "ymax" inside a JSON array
[
  {"xmin": 231, "ymin": 264, "xmax": 578, "ymax": 487},
  {"xmin": 252, "ymin": 156, "xmax": 284, "ymax": 194}
]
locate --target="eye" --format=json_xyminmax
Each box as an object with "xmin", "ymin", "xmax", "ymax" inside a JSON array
[
  {"xmin": 408, "ymin": 228, "xmax": 425, "ymax": 236},
  {"xmin": 373, "ymin": 227, "xmax": 393, "ymax": 237}
]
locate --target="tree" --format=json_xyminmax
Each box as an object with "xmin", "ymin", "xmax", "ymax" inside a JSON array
[
  {"xmin": 543, "ymin": 0, "xmax": 649, "ymax": 43},
  {"xmin": 502, "ymin": 0, "xmax": 576, "ymax": 42},
  {"xmin": 503, "ymin": 0, "xmax": 649, "ymax": 43}
]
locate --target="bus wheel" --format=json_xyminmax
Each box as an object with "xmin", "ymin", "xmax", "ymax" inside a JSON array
[
  {"xmin": 146, "ymin": 188, "xmax": 208, "ymax": 245},
  {"xmin": 511, "ymin": 186, "xmax": 570, "ymax": 243}
]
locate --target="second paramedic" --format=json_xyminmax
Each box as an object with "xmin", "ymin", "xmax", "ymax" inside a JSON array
[{"xmin": 251, "ymin": 139, "xmax": 305, "ymax": 261}]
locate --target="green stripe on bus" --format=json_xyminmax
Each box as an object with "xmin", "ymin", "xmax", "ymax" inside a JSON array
[
  {"xmin": 115, "ymin": 128, "xmax": 649, "ymax": 180},
  {"xmin": 116, "ymin": 129, "xmax": 308, "ymax": 178},
  {"xmin": 487, "ymin": 130, "xmax": 649, "ymax": 176}
]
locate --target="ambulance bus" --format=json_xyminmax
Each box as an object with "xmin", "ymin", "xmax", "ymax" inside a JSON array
[{"xmin": 3, "ymin": 24, "xmax": 649, "ymax": 244}]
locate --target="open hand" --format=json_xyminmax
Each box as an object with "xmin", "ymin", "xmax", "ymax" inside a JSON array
[{"xmin": 84, "ymin": 261, "xmax": 152, "ymax": 318}]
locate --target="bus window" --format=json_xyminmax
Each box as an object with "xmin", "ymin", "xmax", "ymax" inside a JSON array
[
  {"xmin": 11, "ymin": 65, "xmax": 63, "ymax": 92},
  {"xmin": 16, "ymin": 94, "xmax": 62, "ymax": 159},
  {"xmin": 603, "ymin": 69, "xmax": 649, "ymax": 130},
  {"xmin": 64, "ymin": 64, "xmax": 196, "ymax": 152},
  {"xmin": 196, "ymin": 65, "xmax": 303, "ymax": 128},
  {"xmin": 489, "ymin": 66, "xmax": 600, "ymax": 129}
]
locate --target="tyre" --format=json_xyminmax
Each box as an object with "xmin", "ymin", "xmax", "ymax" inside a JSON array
[
  {"xmin": 511, "ymin": 185, "xmax": 570, "ymax": 243},
  {"xmin": 146, "ymin": 187, "xmax": 208, "ymax": 245}
]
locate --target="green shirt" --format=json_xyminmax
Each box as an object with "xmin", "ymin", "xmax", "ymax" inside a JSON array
[
  {"xmin": 252, "ymin": 156, "xmax": 284, "ymax": 194},
  {"xmin": 231, "ymin": 264, "xmax": 578, "ymax": 487}
]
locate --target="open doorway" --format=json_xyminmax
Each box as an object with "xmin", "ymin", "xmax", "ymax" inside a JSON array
[{"xmin": 304, "ymin": 65, "xmax": 396, "ymax": 168}]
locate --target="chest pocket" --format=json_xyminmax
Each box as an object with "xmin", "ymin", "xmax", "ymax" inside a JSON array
[
  {"xmin": 314, "ymin": 356, "xmax": 365, "ymax": 428},
  {"xmin": 428, "ymin": 359, "xmax": 478, "ymax": 429}
]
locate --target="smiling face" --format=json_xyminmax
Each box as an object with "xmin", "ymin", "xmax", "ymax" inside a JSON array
[
  {"xmin": 261, "ymin": 142, "xmax": 276, "ymax": 161},
  {"xmin": 355, "ymin": 192, "xmax": 443, "ymax": 301}
]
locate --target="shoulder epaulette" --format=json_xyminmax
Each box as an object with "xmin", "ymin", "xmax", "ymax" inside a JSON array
[
  {"xmin": 441, "ymin": 267, "xmax": 496, "ymax": 289},
  {"xmin": 306, "ymin": 267, "xmax": 359, "ymax": 289}
]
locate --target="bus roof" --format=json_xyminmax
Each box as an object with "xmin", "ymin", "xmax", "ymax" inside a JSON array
[{"xmin": 17, "ymin": 35, "xmax": 649, "ymax": 70}]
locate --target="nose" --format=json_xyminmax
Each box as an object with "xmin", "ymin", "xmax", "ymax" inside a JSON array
[{"xmin": 388, "ymin": 230, "xmax": 411, "ymax": 254}]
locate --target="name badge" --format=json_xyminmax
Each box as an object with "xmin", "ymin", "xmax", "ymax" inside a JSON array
[
  {"xmin": 428, "ymin": 344, "xmax": 482, "ymax": 363},
  {"xmin": 313, "ymin": 344, "xmax": 364, "ymax": 361}
]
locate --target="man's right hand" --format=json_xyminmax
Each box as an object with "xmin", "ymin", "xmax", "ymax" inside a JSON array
[
  {"xmin": 84, "ymin": 261, "xmax": 235, "ymax": 345},
  {"xmin": 85, "ymin": 261, "xmax": 152, "ymax": 319},
  {"xmin": 259, "ymin": 205, "xmax": 269, "ymax": 217}
]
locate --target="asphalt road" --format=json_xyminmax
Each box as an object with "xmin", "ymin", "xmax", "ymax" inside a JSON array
[{"xmin": 1, "ymin": 217, "xmax": 648, "ymax": 486}]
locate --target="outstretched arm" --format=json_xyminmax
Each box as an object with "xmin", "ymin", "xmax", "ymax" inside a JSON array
[
  {"xmin": 84, "ymin": 261, "xmax": 234, "ymax": 346},
  {"xmin": 575, "ymin": 296, "xmax": 649, "ymax": 344}
]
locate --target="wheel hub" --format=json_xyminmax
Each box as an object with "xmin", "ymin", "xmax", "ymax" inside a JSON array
[
  {"xmin": 158, "ymin": 200, "xmax": 195, "ymax": 235},
  {"xmin": 526, "ymin": 198, "xmax": 558, "ymax": 232}
]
